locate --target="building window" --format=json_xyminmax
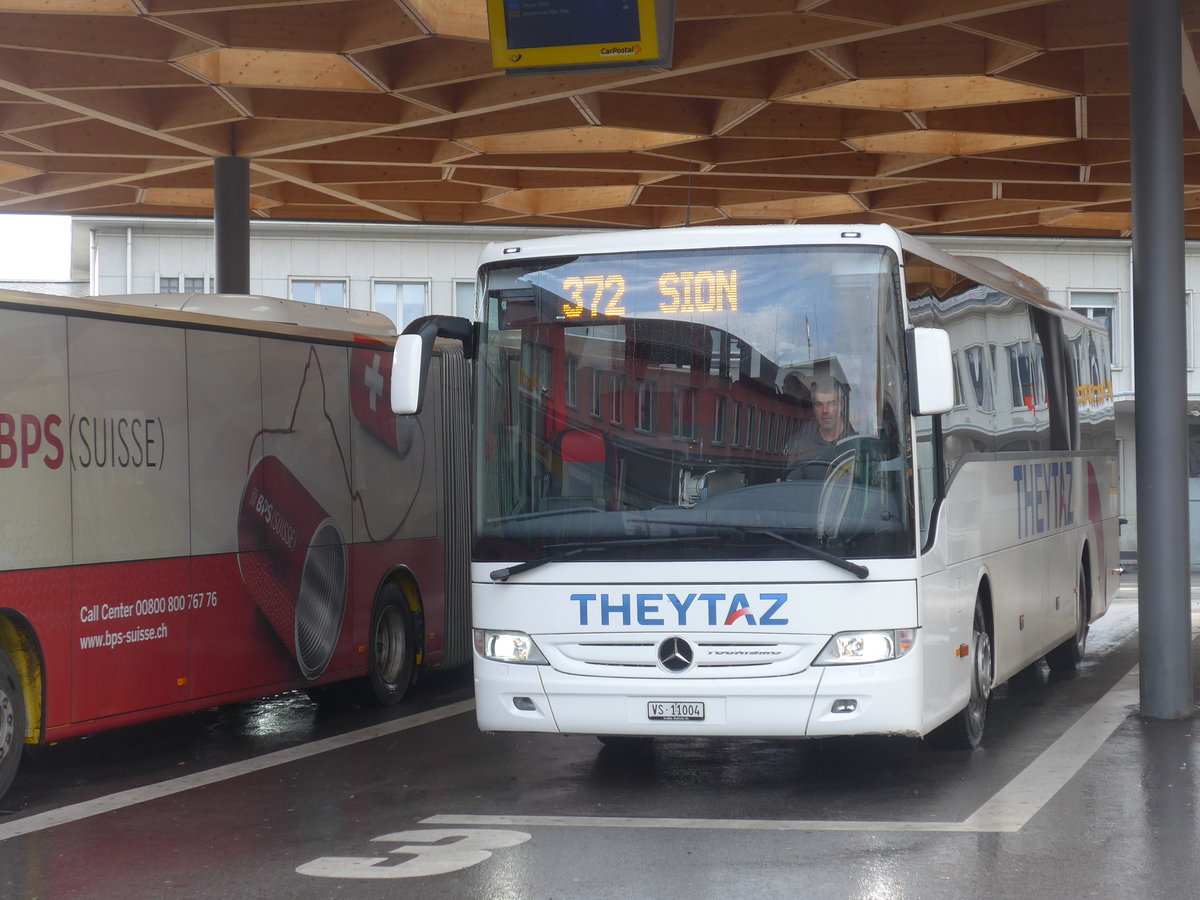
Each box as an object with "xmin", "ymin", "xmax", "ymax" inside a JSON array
[
  {"xmin": 1118, "ymin": 438, "xmax": 1128, "ymax": 517},
  {"xmin": 951, "ymin": 350, "xmax": 966, "ymax": 408},
  {"xmin": 1069, "ymin": 290, "xmax": 1118, "ymax": 366},
  {"xmin": 590, "ymin": 369, "xmax": 603, "ymax": 418},
  {"xmin": 635, "ymin": 379, "xmax": 656, "ymax": 433},
  {"xmin": 963, "ymin": 344, "xmax": 994, "ymax": 412},
  {"xmin": 713, "ymin": 395, "xmax": 727, "ymax": 445},
  {"xmin": 455, "ymin": 280, "xmax": 475, "ymax": 319},
  {"xmin": 161, "ymin": 275, "xmax": 206, "ymax": 294},
  {"xmin": 1006, "ymin": 340, "xmax": 1045, "ymax": 410},
  {"xmin": 538, "ymin": 346, "xmax": 553, "ymax": 396},
  {"xmin": 373, "ymin": 281, "xmax": 426, "ymax": 329},
  {"xmin": 564, "ymin": 356, "xmax": 579, "ymax": 408},
  {"xmin": 731, "ymin": 401, "xmax": 742, "ymax": 447},
  {"xmin": 292, "ymin": 279, "xmax": 347, "ymax": 307},
  {"xmin": 1188, "ymin": 291, "xmax": 1194, "ymax": 370},
  {"xmin": 672, "ymin": 386, "xmax": 698, "ymax": 441},
  {"xmin": 611, "ymin": 373, "xmax": 625, "ymax": 424}
]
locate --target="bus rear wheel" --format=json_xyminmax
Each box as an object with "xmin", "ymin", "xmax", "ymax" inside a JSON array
[
  {"xmin": 0, "ymin": 648, "xmax": 26, "ymax": 800},
  {"xmin": 928, "ymin": 598, "xmax": 992, "ymax": 751},
  {"xmin": 359, "ymin": 583, "xmax": 417, "ymax": 707},
  {"xmin": 1046, "ymin": 564, "xmax": 1089, "ymax": 674}
]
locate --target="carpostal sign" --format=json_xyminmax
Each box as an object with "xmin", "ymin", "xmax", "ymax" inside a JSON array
[{"xmin": 486, "ymin": 0, "xmax": 670, "ymax": 72}]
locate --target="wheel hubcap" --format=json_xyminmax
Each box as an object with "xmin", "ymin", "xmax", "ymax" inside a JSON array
[
  {"xmin": 1075, "ymin": 575, "xmax": 1088, "ymax": 647},
  {"xmin": 969, "ymin": 629, "xmax": 992, "ymax": 724},
  {"xmin": 0, "ymin": 688, "xmax": 14, "ymax": 764},
  {"xmin": 375, "ymin": 607, "xmax": 406, "ymax": 687}
]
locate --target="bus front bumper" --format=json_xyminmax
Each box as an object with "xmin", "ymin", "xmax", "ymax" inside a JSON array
[{"xmin": 473, "ymin": 652, "xmax": 925, "ymax": 739}]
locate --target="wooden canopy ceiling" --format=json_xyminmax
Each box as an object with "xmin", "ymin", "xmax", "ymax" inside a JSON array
[{"xmin": 2, "ymin": 0, "xmax": 1199, "ymax": 237}]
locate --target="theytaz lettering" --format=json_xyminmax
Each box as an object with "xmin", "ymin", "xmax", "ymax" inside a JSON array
[
  {"xmin": 1013, "ymin": 461, "xmax": 1074, "ymax": 539},
  {"xmin": 570, "ymin": 592, "xmax": 789, "ymax": 627}
]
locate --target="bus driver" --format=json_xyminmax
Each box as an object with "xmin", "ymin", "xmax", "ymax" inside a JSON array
[{"xmin": 785, "ymin": 374, "xmax": 855, "ymax": 480}]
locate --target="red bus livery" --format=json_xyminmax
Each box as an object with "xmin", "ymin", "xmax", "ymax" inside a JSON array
[{"xmin": 0, "ymin": 289, "xmax": 470, "ymax": 800}]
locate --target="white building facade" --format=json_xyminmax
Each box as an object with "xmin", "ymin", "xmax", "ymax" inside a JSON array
[
  {"xmin": 73, "ymin": 216, "xmax": 1200, "ymax": 568},
  {"xmin": 76, "ymin": 216, "xmax": 601, "ymax": 329}
]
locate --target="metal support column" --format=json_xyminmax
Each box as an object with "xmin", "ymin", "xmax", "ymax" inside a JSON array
[
  {"xmin": 1129, "ymin": 0, "xmax": 1194, "ymax": 718},
  {"xmin": 214, "ymin": 153, "xmax": 250, "ymax": 295}
]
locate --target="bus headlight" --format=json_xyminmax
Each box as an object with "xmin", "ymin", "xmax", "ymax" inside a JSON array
[
  {"xmin": 813, "ymin": 629, "xmax": 916, "ymax": 665},
  {"xmin": 474, "ymin": 629, "xmax": 549, "ymax": 664}
]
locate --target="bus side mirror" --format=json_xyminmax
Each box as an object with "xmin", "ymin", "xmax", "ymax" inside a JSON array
[
  {"xmin": 907, "ymin": 327, "xmax": 954, "ymax": 416},
  {"xmin": 390, "ymin": 333, "xmax": 426, "ymax": 415},
  {"xmin": 390, "ymin": 314, "xmax": 475, "ymax": 415}
]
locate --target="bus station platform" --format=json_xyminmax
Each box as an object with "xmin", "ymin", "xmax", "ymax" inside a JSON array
[{"xmin": 0, "ymin": 573, "xmax": 1196, "ymax": 899}]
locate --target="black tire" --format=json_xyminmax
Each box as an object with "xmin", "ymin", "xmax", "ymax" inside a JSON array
[
  {"xmin": 358, "ymin": 582, "xmax": 417, "ymax": 707},
  {"xmin": 0, "ymin": 648, "xmax": 26, "ymax": 801},
  {"xmin": 928, "ymin": 597, "xmax": 992, "ymax": 750},
  {"xmin": 1046, "ymin": 563, "xmax": 1089, "ymax": 674}
]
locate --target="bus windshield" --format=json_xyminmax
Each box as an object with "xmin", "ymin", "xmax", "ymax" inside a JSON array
[{"xmin": 473, "ymin": 243, "xmax": 914, "ymax": 564}]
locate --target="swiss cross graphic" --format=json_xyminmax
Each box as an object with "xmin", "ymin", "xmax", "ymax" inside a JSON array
[
  {"xmin": 362, "ymin": 353, "xmax": 385, "ymax": 412},
  {"xmin": 351, "ymin": 347, "xmax": 404, "ymax": 455}
]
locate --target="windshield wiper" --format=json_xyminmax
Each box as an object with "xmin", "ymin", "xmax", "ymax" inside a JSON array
[
  {"xmin": 633, "ymin": 517, "xmax": 869, "ymax": 580},
  {"xmin": 744, "ymin": 527, "xmax": 869, "ymax": 579},
  {"xmin": 485, "ymin": 506, "xmax": 604, "ymax": 525},
  {"xmin": 490, "ymin": 534, "xmax": 720, "ymax": 582}
]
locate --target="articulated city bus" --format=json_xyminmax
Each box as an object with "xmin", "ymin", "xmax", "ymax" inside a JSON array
[
  {"xmin": 394, "ymin": 224, "xmax": 1118, "ymax": 750},
  {"xmin": 0, "ymin": 289, "xmax": 470, "ymax": 800}
]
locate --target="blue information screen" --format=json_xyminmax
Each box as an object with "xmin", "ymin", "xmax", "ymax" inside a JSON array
[{"xmin": 503, "ymin": 0, "xmax": 641, "ymax": 50}]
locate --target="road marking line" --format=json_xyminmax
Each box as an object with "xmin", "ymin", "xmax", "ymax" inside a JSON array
[
  {"xmin": 422, "ymin": 813, "xmax": 971, "ymax": 833},
  {"xmin": 0, "ymin": 699, "xmax": 475, "ymax": 843},
  {"xmin": 426, "ymin": 663, "xmax": 1143, "ymax": 835},
  {"xmin": 962, "ymin": 664, "xmax": 1139, "ymax": 832}
]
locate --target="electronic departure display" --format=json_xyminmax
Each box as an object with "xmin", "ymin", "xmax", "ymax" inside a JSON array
[
  {"xmin": 557, "ymin": 270, "xmax": 739, "ymax": 319},
  {"xmin": 501, "ymin": 0, "xmax": 641, "ymax": 51},
  {"xmin": 485, "ymin": 0, "xmax": 669, "ymax": 73}
]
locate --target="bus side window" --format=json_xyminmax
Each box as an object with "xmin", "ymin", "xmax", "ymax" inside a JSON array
[{"xmin": 914, "ymin": 415, "xmax": 940, "ymax": 547}]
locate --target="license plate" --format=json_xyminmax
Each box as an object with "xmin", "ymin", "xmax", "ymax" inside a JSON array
[{"xmin": 647, "ymin": 701, "xmax": 705, "ymax": 721}]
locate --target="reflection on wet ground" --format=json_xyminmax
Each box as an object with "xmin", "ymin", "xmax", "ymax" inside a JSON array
[
  {"xmin": 2, "ymin": 578, "xmax": 1198, "ymax": 900},
  {"xmin": 1, "ymin": 666, "xmax": 473, "ymax": 818}
]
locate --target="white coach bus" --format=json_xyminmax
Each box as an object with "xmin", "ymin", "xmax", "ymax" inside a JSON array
[{"xmin": 394, "ymin": 224, "xmax": 1118, "ymax": 749}]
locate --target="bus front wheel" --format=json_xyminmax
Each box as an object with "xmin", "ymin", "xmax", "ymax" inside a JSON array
[
  {"xmin": 359, "ymin": 583, "xmax": 417, "ymax": 707},
  {"xmin": 0, "ymin": 648, "xmax": 26, "ymax": 800},
  {"xmin": 928, "ymin": 598, "xmax": 992, "ymax": 751}
]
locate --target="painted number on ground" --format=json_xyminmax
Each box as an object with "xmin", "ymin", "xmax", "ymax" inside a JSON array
[{"xmin": 296, "ymin": 828, "xmax": 532, "ymax": 879}]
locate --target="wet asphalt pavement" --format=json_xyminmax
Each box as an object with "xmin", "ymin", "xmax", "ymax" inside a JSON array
[{"xmin": 0, "ymin": 575, "xmax": 1197, "ymax": 900}]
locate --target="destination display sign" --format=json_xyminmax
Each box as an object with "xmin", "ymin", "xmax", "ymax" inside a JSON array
[{"xmin": 557, "ymin": 270, "xmax": 739, "ymax": 320}]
